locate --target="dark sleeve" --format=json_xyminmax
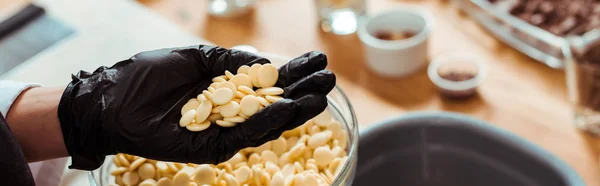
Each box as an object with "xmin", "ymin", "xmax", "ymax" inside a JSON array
[{"xmin": 0, "ymin": 113, "xmax": 35, "ymax": 186}]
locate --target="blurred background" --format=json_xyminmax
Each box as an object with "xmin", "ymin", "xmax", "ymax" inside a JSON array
[{"xmin": 1, "ymin": 0, "xmax": 600, "ymax": 185}]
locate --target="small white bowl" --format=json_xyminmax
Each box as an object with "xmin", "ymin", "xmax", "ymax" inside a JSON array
[
  {"xmin": 357, "ymin": 8, "xmax": 434, "ymax": 77},
  {"xmin": 427, "ymin": 54, "xmax": 487, "ymax": 98}
]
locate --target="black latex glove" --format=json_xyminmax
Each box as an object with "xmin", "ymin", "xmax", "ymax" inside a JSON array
[{"xmin": 58, "ymin": 45, "xmax": 336, "ymax": 170}]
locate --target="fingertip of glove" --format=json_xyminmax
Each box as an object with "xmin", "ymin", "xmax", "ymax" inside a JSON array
[
  {"xmin": 308, "ymin": 51, "xmax": 327, "ymax": 62},
  {"xmin": 313, "ymin": 70, "xmax": 336, "ymax": 93},
  {"xmin": 296, "ymin": 94, "xmax": 328, "ymax": 111},
  {"xmin": 305, "ymin": 51, "xmax": 328, "ymax": 68},
  {"xmin": 289, "ymin": 51, "xmax": 327, "ymax": 69}
]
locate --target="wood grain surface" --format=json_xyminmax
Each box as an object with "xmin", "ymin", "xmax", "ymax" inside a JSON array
[
  {"xmin": 137, "ymin": 0, "xmax": 600, "ymax": 184},
  {"xmin": 0, "ymin": 0, "xmax": 597, "ymax": 184}
]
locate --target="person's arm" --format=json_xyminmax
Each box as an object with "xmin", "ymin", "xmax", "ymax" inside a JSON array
[{"xmin": 5, "ymin": 87, "xmax": 68, "ymax": 162}]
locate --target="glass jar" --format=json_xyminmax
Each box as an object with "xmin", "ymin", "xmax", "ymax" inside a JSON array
[
  {"xmin": 563, "ymin": 30, "xmax": 600, "ymax": 136},
  {"xmin": 207, "ymin": 0, "xmax": 257, "ymax": 18},
  {"xmin": 315, "ymin": 0, "xmax": 366, "ymax": 35},
  {"xmin": 88, "ymin": 53, "xmax": 359, "ymax": 185}
]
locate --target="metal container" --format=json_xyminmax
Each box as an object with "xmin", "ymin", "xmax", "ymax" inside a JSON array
[
  {"xmin": 355, "ymin": 112, "xmax": 584, "ymax": 186},
  {"xmin": 452, "ymin": 0, "xmax": 598, "ymax": 69}
]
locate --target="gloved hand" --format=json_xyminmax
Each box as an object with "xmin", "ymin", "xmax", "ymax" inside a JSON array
[{"xmin": 58, "ymin": 45, "xmax": 336, "ymax": 170}]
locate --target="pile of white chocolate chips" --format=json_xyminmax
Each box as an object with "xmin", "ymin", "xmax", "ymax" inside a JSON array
[
  {"xmin": 179, "ymin": 63, "xmax": 284, "ymax": 131},
  {"xmin": 110, "ymin": 64, "xmax": 350, "ymax": 186}
]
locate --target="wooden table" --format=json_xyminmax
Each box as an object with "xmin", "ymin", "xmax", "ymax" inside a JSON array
[
  {"xmin": 138, "ymin": 0, "xmax": 600, "ymax": 184},
  {"xmin": 2, "ymin": 0, "xmax": 598, "ymax": 184}
]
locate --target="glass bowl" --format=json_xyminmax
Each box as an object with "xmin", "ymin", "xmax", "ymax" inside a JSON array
[{"xmin": 89, "ymin": 52, "xmax": 359, "ymax": 186}]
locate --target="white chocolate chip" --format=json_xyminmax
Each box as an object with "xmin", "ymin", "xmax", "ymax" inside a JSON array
[
  {"xmin": 225, "ymin": 173, "xmax": 240, "ymax": 186},
  {"xmin": 237, "ymin": 86, "xmax": 256, "ymax": 96},
  {"xmin": 288, "ymin": 143, "xmax": 306, "ymax": 159},
  {"xmin": 257, "ymin": 64, "xmax": 278, "ymax": 88},
  {"xmin": 212, "ymin": 106, "xmax": 221, "ymax": 114},
  {"xmin": 271, "ymin": 137, "xmax": 287, "ymax": 156},
  {"xmin": 155, "ymin": 162, "xmax": 169, "ymax": 173},
  {"xmin": 258, "ymin": 87, "xmax": 284, "ymax": 96},
  {"xmin": 261, "ymin": 171, "xmax": 271, "ymax": 185},
  {"xmin": 208, "ymin": 113, "xmax": 224, "ymax": 123},
  {"xmin": 225, "ymin": 70, "xmax": 235, "ymax": 79},
  {"xmin": 193, "ymin": 164, "xmax": 216, "ymax": 185},
  {"xmin": 236, "ymin": 91, "xmax": 247, "ymax": 99},
  {"xmin": 240, "ymin": 95, "xmax": 260, "ymax": 116},
  {"xmin": 230, "ymin": 74, "xmax": 253, "ymax": 88},
  {"xmin": 186, "ymin": 120, "xmax": 211, "ymax": 132},
  {"xmin": 172, "ymin": 171, "xmax": 190, "ymax": 186},
  {"xmin": 166, "ymin": 162, "xmax": 179, "ymax": 172},
  {"xmin": 237, "ymin": 65, "xmax": 251, "ymax": 74},
  {"xmin": 212, "ymin": 76, "xmax": 227, "ymax": 83},
  {"xmin": 212, "ymin": 88, "xmax": 235, "ymax": 105},
  {"xmin": 138, "ymin": 179, "xmax": 157, "ymax": 186},
  {"xmin": 248, "ymin": 153, "xmax": 261, "ymax": 166},
  {"xmin": 181, "ymin": 100, "xmax": 200, "ymax": 115},
  {"xmin": 292, "ymin": 174, "xmax": 305, "ymax": 186},
  {"xmin": 252, "ymin": 165, "xmax": 263, "ymax": 186},
  {"xmin": 261, "ymin": 150, "xmax": 278, "ymax": 164},
  {"xmin": 309, "ymin": 125, "xmax": 321, "ymax": 135},
  {"xmin": 265, "ymin": 95, "xmax": 284, "ymax": 103},
  {"xmin": 308, "ymin": 131, "xmax": 332, "ymax": 149},
  {"xmin": 156, "ymin": 177, "xmax": 173, "ymax": 186},
  {"xmin": 313, "ymin": 146, "xmax": 334, "ymax": 166},
  {"xmin": 328, "ymin": 121, "xmax": 342, "ymax": 138},
  {"xmin": 234, "ymin": 165, "xmax": 251, "ymax": 184},
  {"xmin": 197, "ymin": 94, "xmax": 207, "ymax": 103},
  {"xmin": 248, "ymin": 63, "xmax": 262, "ymax": 87},
  {"xmin": 257, "ymin": 96, "xmax": 270, "ymax": 107},
  {"xmin": 304, "ymin": 173, "xmax": 319, "ymax": 186},
  {"xmin": 313, "ymin": 110, "xmax": 332, "ymax": 127},
  {"xmin": 255, "ymin": 141, "xmax": 272, "ymax": 154},
  {"xmin": 238, "ymin": 112, "xmax": 250, "ymax": 119},
  {"xmin": 285, "ymin": 137, "xmax": 299, "ymax": 151},
  {"xmin": 138, "ymin": 163, "xmax": 156, "ymax": 180},
  {"xmin": 264, "ymin": 162, "xmax": 281, "ymax": 176},
  {"xmin": 209, "ymin": 82, "xmax": 221, "ymax": 89},
  {"xmin": 294, "ymin": 162, "xmax": 304, "ymax": 173},
  {"xmin": 271, "ymin": 172, "xmax": 285, "ymax": 186},
  {"xmin": 111, "ymin": 167, "xmax": 128, "ymax": 176},
  {"xmin": 227, "ymin": 153, "xmax": 246, "ymax": 166},
  {"xmin": 195, "ymin": 100, "xmax": 213, "ymax": 123},
  {"xmin": 216, "ymin": 120, "xmax": 237, "ymax": 127},
  {"xmin": 129, "ymin": 157, "xmax": 147, "ymax": 171},
  {"xmin": 208, "ymin": 87, "xmax": 216, "ymax": 93},
  {"xmin": 331, "ymin": 146, "xmax": 345, "ymax": 158},
  {"xmin": 202, "ymin": 90, "xmax": 213, "ymax": 101},
  {"xmin": 220, "ymin": 101, "xmax": 241, "ymax": 117},
  {"xmin": 122, "ymin": 171, "xmax": 140, "ymax": 185},
  {"xmin": 328, "ymin": 158, "xmax": 341, "ymax": 173},
  {"xmin": 179, "ymin": 110, "xmax": 196, "ymax": 127},
  {"xmin": 218, "ymin": 81, "xmax": 237, "ymax": 93},
  {"xmin": 224, "ymin": 116, "xmax": 246, "ymax": 123}
]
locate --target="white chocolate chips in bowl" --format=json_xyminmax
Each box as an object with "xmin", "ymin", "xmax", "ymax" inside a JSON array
[
  {"xmin": 108, "ymin": 110, "xmax": 348, "ymax": 186},
  {"xmin": 180, "ymin": 63, "xmax": 283, "ymax": 131},
  {"xmin": 89, "ymin": 53, "xmax": 358, "ymax": 186}
]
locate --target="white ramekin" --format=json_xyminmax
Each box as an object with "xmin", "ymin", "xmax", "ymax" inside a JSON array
[
  {"xmin": 427, "ymin": 53, "xmax": 487, "ymax": 98},
  {"xmin": 357, "ymin": 8, "xmax": 434, "ymax": 77}
]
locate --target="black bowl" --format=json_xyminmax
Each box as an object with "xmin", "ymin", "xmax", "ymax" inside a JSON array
[{"xmin": 354, "ymin": 112, "xmax": 585, "ymax": 186}]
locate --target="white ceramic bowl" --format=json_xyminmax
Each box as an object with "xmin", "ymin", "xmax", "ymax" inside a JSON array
[
  {"xmin": 357, "ymin": 8, "xmax": 434, "ymax": 77},
  {"xmin": 427, "ymin": 53, "xmax": 487, "ymax": 98}
]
